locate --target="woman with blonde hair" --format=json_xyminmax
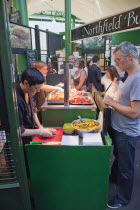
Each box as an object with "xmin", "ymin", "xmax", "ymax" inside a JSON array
[
  {"xmin": 32, "ymin": 61, "xmax": 63, "ymax": 121},
  {"xmin": 33, "ymin": 61, "xmax": 56, "ymax": 75},
  {"xmin": 73, "ymin": 58, "xmax": 87, "ymax": 91}
]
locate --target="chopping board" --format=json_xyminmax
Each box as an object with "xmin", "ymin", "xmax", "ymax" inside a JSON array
[{"xmin": 32, "ymin": 127, "xmax": 63, "ymax": 142}]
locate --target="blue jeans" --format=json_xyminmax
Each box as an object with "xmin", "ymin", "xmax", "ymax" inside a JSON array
[{"xmin": 108, "ymin": 126, "xmax": 140, "ymax": 204}]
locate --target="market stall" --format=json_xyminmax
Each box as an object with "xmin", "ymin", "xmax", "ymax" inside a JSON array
[
  {"xmin": 26, "ymin": 63, "xmax": 111, "ymax": 210},
  {"xmin": 1, "ymin": 1, "xmax": 140, "ymax": 210}
]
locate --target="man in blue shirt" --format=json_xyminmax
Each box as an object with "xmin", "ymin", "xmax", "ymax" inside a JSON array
[{"xmin": 104, "ymin": 42, "xmax": 140, "ymax": 209}]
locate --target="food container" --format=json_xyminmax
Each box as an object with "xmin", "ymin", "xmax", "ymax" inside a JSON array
[
  {"xmin": 71, "ymin": 118, "xmax": 100, "ymax": 137},
  {"xmin": 63, "ymin": 123, "xmax": 74, "ymax": 135},
  {"xmin": 70, "ymin": 92, "xmax": 94, "ymax": 105},
  {"xmin": 63, "ymin": 130, "xmax": 74, "ymax": 135},
  {"xmin": 47, "ymin": 91, "xmax": 64, "ymax": 104}
]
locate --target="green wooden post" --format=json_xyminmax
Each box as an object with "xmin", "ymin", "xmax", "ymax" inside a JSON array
[
  {"xmin": 12, "ymin": 0, "xmax": 29, "ymax": 73},
  {"xmin": 12, "ymin": 0, "xmax": 28, "ymax": 25},
  {"xmin": 65, "ymin": 0, "xmax": 72, "ymax": 60},
  {"xmin": 0, "ymin": 0, "xmax": 31, "ymax": 209}
]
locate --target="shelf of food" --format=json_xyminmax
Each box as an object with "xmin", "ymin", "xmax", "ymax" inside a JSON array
[{"xmin": 42, "ymin": 89, "xmax": 97, "ymax": 110}]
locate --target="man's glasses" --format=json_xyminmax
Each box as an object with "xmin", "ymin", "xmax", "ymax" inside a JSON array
[{"xmin": 114, "ymin": 55, "xmax": 126, "ymax": 64}]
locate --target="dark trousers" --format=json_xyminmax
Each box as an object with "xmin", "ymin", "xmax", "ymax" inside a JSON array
[{"xmin": 108, "ymin": 125, "xmax": 140, "ymax": 204}]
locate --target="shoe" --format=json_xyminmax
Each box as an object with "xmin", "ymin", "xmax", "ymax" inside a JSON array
[{"xmin": 107, "ymin": 199, "xmax": 128, "ymax": 209}]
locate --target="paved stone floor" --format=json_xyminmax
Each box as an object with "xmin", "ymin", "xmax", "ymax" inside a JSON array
[{"xmin": 107, "ymin": 139, "xmax": 140, "ymax": 210}]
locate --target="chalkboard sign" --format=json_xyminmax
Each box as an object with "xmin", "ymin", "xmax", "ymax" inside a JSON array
[
  {"xmin": 10, "ymin": 11, "xmax": 20, "ymax": 24},
  {"xmin": 26, "ymin": 50, "xmax": 38, "ymax": 68}
]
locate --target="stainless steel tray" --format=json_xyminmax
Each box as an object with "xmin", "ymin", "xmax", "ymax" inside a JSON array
[
  {"xmin": 70, "ymin": 92, "xmax": 94, "ymax": 105},
  {"xmin": 47, "ymin": 99, "xmax": 64, "ymax": 105},
  {"xmin": 46, "ymin": 91, "xmax": 94, "ymax": 105},
  {"xmin": 47, "ymin": 91, "xmax": 64, "ymax": 104}
]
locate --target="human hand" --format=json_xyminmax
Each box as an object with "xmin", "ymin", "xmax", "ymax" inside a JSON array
[
  {"xmin": 37, "ymin": 128, "xmax": 53, "ymax": 137},
  {"xmin": 103, "ymin": 95, "xmax": 114, "ymax": 106},
  {"xmin": 48, "ymin": 128, "xmax": 56, "ymax": 135},
  {"xmin": 56, "ymin": 87, "xmax": 64, "ymax": 92},
  {"xmin": 38, "ymin": 124, "xmax": 44, "ymax": 129}
]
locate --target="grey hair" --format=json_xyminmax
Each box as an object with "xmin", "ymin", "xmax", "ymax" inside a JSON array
[{"xmin": 113, "ymin": 41, "xmax": 138, "ymax": 59}]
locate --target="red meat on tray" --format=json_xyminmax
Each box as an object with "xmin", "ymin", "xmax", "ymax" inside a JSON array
[{"xmin": 70, "ymin": 96, "xmax": 93, "ymax": 104}]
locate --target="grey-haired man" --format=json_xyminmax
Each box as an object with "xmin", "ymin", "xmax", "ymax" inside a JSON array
[{"xmin": 104, "ymin": 42, "xmax": 140, "ymax": 209}]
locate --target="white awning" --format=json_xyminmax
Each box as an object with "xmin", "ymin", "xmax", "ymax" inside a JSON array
[{"xmin": 27, "ymin": 0, "xmax": 140, "ymax": 23}]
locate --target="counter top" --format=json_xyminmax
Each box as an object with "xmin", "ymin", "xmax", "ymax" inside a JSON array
[
  {"xmin": 41, "ymin": 102, "xmax": 97, "ymax": 110},
  {"xmin": 42, "ymin": 91, "xmax": 97, "ymax": 110}
]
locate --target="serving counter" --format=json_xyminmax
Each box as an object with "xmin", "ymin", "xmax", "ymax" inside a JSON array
[{"xmin": 26, "ymin": 137, "xmax": 111, "ymax": 210}]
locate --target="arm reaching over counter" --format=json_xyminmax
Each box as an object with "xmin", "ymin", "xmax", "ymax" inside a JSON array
[
  {"xmin": 21, "ymin": 128, "xmax": 53, "ymax": 138},
  {"xmin": 41, "ymin": 84, "xmax": 64, "ymax": 92},
  {"xmin": 32, "ymin": 61, "xmax": 64, "ymax": 114}
]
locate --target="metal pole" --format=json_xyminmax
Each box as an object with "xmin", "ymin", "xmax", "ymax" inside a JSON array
[
  {"xmin": 65, "ymin": 0, "xmax": 72, "ymax": 60},
  {"xmin": 64, "ymin": 62, "xmax": 70, "ymax": 106},
  {"xmin": 35, "ymin": 25, "xmax": 41, "ymax": 60},
  {"xmin": 46, "ymin": 29, "xmax": 49, "ymax": 63},
  {"xmin": 12, "ymin": 0, "xmax": 29, "ymax": 72}
]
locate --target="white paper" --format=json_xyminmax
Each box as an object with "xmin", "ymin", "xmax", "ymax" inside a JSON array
[
  {"xmin": 83, "ymin": 133, "xmax": 103, "ymax": 146},
  {"xmin": 61, "ymin": 135, "xmax": 79, "ymax": 145}
]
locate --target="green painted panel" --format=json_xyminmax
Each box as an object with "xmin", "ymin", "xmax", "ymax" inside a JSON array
[
  {"xmin": 26, "ymin": 145, "xmax": 111, "ymax": 210},
  {"xmin": 42, "ymin": 109, "xmax": 96, "ymax": 126},
  {"xmin": 112, "ymin": 29, "xmax": 140, "ymax": 45},
  {"xmin": 16, "ymin": 54, "xmax": 28, "ymax": 74},
  {"xmin": 0, "ymin": 188, "xmax": 25, "ymax": 210}
]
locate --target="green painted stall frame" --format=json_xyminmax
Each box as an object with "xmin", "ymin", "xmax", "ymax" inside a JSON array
[
  {"xmin": 26, "ymin": 142, "xmax": 111, "ymax": 210},
  {"xmin": 41, "ymin": 108, "xmax": 97, "ymax": 127},
  {"xmin": 26, "ymin": 107, "xmax": 111, "ymax": 210}
]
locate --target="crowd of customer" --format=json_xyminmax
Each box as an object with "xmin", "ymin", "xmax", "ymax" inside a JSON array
[{"xmin": 16, "ymin": 53, "xmax": 130, "ymax": 143}]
